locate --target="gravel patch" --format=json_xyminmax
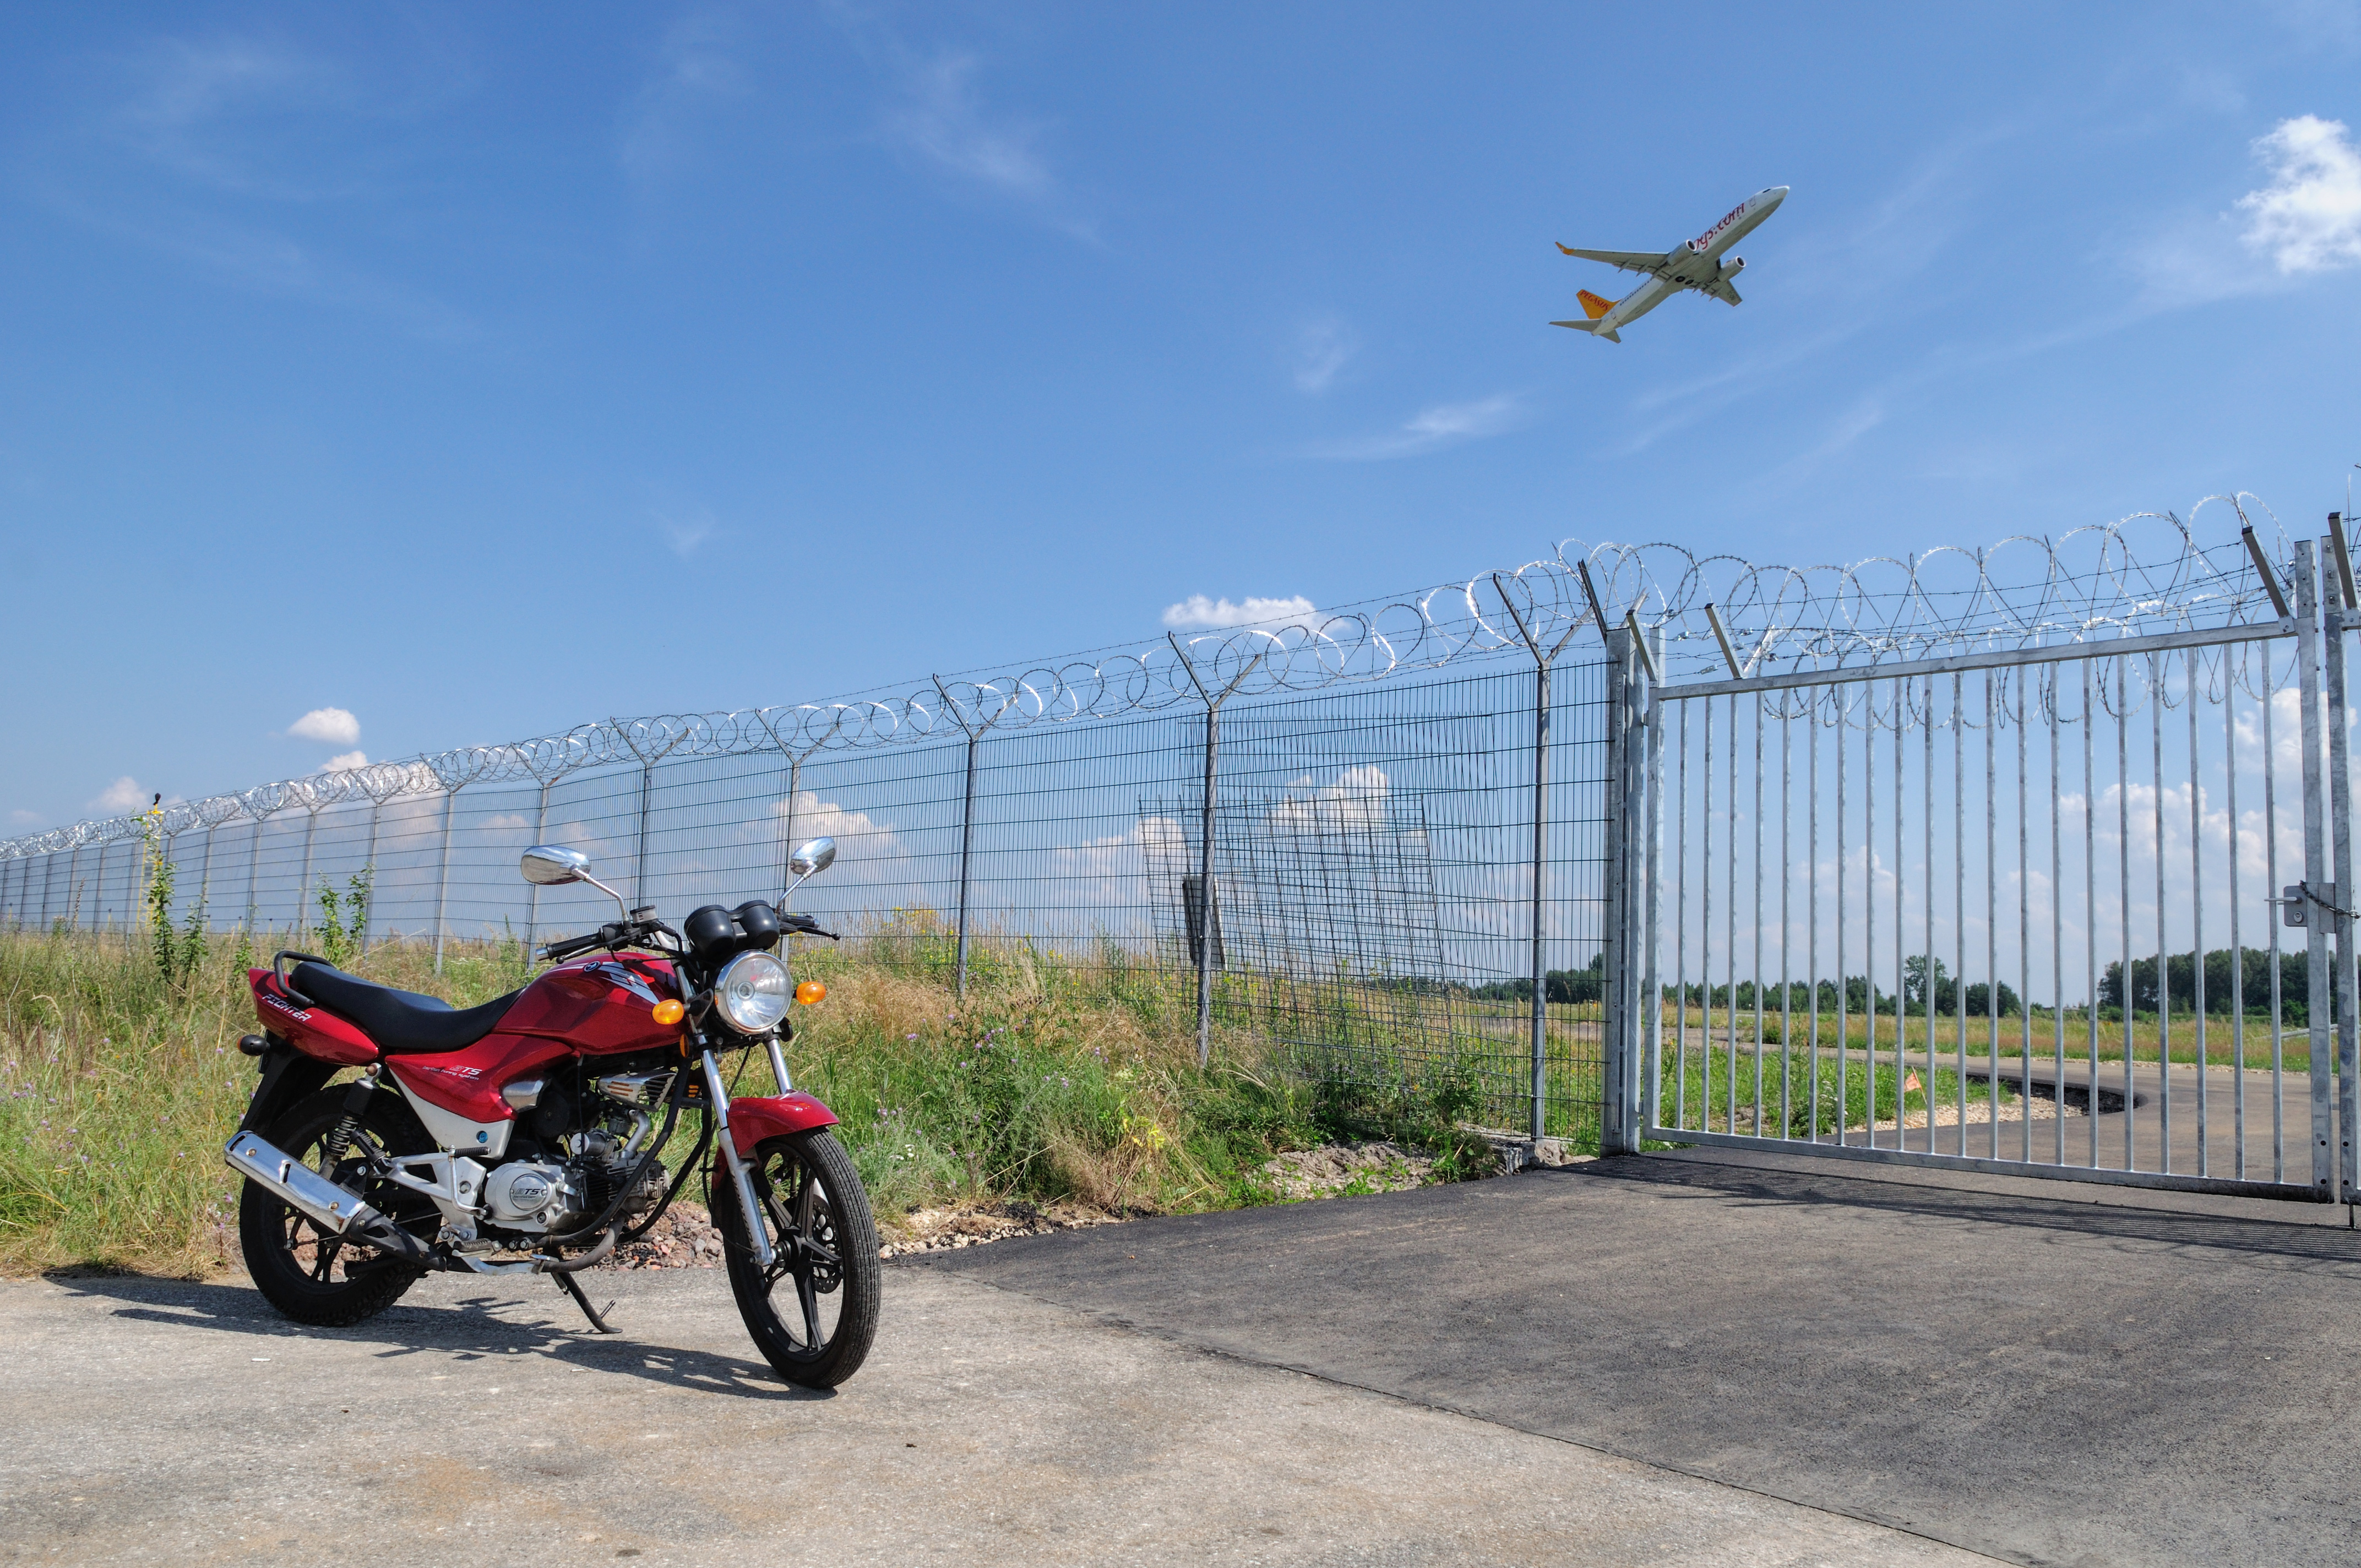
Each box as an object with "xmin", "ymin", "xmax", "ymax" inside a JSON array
[
  {"xmin": 1258, "ymin": 1140, "xmax": 1435, "ymax": 1200},
  {"xmin": 600, "ymin": 1200, "xmax": 727, "ymax": 1270}
]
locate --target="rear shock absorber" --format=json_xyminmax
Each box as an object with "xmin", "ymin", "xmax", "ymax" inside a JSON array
[{"xmin": 318, "ymin": 1065, "xmax": 382, "ymax": 1173}]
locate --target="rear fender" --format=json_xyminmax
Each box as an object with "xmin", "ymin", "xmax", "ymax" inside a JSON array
[
  {"xmin": 725, "ymin": 1093, "xmax": 839, "ymax": 1157},
  {"xmin": 249, "ymin": 968, "xmax": 378, "ymax": 1066},
  {"xmin": 237, "ymin": 1041, "xmax": 339, "ymax": 1136}
]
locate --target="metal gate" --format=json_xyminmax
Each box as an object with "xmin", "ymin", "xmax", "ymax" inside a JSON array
[{"xmin": 1610, "ymin": 536, "xmax": 2361, "ymax": 1203}]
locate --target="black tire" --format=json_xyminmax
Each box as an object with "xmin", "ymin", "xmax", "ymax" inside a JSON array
[
  {"xmin": 238, "ymin": 1085, "xmax": 438, "ymax": 1329},
  {"xmin": 712, "ymin": 1128, "xmax": 880, "ymax": 1389}
]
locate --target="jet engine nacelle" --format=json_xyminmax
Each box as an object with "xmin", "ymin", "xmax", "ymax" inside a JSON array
[{"xmin": 1720, "ymin": 256, "xmax": 1746, "ymax": 279}]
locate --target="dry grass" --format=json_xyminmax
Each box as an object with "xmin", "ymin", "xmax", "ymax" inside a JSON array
[{"xmin": 0, "ymin": 922, "xmax": 1502, "ymax": 1276}]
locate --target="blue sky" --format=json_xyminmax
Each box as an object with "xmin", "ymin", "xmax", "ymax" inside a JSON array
[{"xmin": 3, "ymin": 1, "xmax": 2358, "ymax": 830}]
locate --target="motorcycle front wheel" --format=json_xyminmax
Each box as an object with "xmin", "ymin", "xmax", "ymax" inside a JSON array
[{"xmin": 711, "ymin": 1128, "xmax": 880, "ymax": 1389}]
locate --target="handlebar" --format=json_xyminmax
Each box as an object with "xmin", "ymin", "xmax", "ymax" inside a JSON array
[
  {"xmin": 539, "ymin": 913, "xmax": 833, "ymax": 963},
  {"xmin": 539, "ymin": 929, "xmax": 609, "ymax": 962}
]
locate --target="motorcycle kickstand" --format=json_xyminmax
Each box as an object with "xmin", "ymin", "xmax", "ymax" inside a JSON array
[{"xmin": 552, "ymin": 1270, "xmax": 619, "ymax": 1335}]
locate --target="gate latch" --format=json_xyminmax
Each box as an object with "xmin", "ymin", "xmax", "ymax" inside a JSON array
[{"xmin": 2280, "ymin": 883, "xmax": 2351, "ymax": 928}]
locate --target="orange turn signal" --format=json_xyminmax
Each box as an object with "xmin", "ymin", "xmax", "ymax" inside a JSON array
[
  {"xmin": 795, "ymin": 981, "xmax": 827, "ymax": 1006},
  {"xmin": 652, "ymin": 999, "xmax": 685, "ymax": 1027}
]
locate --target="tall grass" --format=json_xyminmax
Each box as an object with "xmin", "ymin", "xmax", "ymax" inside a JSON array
[{"xmin": 0, "ymin": 923, "xmax": 1502, "ymax": 1276}]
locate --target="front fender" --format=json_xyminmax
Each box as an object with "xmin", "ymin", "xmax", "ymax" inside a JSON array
[{"xmin": 725, "ymin": 1092, "xmax": 839, "ymax": 1157}]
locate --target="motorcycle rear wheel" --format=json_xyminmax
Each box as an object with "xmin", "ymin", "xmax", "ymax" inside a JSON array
[
  {"xmin": 712, "ymin": 1128, "xmax": 880, "ymax": 1389},
  {"xmin": 238, "ymin": 1085, "xmax": 437, "ymax": 1328}
]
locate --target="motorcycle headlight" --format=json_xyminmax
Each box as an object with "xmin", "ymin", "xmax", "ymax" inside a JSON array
[{"xmin": 712, "ymin": 951, "xmax": 791, "ymax": 1035}]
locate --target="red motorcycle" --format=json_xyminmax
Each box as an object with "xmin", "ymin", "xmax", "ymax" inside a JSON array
[{"xmin": 223, "ymin": 836, "xmax": 878, "ymax": 1388}]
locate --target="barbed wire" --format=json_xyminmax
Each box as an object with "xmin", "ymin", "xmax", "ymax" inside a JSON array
[{"xmin": 0, "ymin": 494, "xmax": 2299, "ymax": 862}]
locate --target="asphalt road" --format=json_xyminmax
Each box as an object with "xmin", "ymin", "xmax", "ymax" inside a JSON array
[
  {"xmin": 0, "ymin": 1238, "xmax": 1979, "ymax": 1566},
  {"xmin": 924, "ymin": 1148, "xmax": 2361, "ymax": 1566}
]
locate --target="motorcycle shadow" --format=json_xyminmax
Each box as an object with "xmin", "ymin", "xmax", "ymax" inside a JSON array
[{"xmin": 52, "ymin": 1271, "xmax": 829, "ymax": 1402}]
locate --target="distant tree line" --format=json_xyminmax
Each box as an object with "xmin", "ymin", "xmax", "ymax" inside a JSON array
[
  {"xmin": 1472, "ymin": 951, "xmax": 1606, "ymax": 1005},
  {"xmin": 2099, "ymin": 947, "xmax": 2315, "ymax": 1019}
]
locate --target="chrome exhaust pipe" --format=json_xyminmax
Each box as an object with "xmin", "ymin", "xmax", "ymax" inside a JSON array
[{"xmin": 224, "ymin": 1131, "xmax": 384, "ymax": 1237}]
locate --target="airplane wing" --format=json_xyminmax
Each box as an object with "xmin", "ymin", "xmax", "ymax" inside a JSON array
[
  {"xmin": 1702, "ymin": 278, "xmax": 1743, "ymax": 306},
  {"xmin": 1555, "ymin": 244, "xmax": 1662, "ymax": 276}
]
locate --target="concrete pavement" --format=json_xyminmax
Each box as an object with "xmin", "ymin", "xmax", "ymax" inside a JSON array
[
  {"xmin": 924, "ymin": 1150, "xmax": 2361, "ymax": 1566},
  {"xmin": 0, "ymin": 1246, "xmax": 1984, "ymax": 1567}
]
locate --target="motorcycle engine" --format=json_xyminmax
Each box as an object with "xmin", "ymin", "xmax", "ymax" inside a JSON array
[
  {"xmin": 574, "ymin": 1127, "xmax": 670, "ymax": 1229},
  {"xmin": 483, "ymin": 1160, "xmax": 583, "ymax": 1229}
]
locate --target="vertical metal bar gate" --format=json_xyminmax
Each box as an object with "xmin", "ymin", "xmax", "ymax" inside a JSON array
[{"xmin": 1630, "ymin": 580, "xmax": 2352, "ymax": 1202}]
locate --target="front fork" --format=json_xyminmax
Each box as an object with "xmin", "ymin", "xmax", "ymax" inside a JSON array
[{"xmin": 700, "ymin": 1049, "xmax": 779, "ymax": 1271}]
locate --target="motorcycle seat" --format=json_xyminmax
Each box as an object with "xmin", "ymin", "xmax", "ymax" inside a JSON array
[{"xmin": 291, "ymin": 962, "xmax": 522, "ymax": 1055}]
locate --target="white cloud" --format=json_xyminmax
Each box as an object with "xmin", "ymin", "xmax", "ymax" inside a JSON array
[
  {"xmin": 773, "ymin": 791, "xmax": 899, "ymax": 860},
  {"xmin": 882, "ymin": 53, "xmax": 1093, "ymax": 239},
  {"xmin": 1053, "ymin": 815, "xmax": 1187, "ymax": 883},
  {"xmin": 116, "ymin": 37, "xmax": 353, "ymax": 196},
  {"xmin": 317, "ymin": 750, "xmax": 368, "ymax": 773},
  {"xmin": 86, "ymin": 776, "xmax": 149, "ymax": 815},
  {"xmin": 1292, "ymin": 318, "xmax": 1356, "ymax": 394},
  {"xmin": 1270, "ymin": 765, "xmax": 1392, "ymax": 832},
  {"xmin": 8, "ymin": 809, "xmax": 40, "ymax": 828},
  {"xmin": 619, "ymin": 13, "xmax": 746, "ymax": 187},
  {"xmin": 2238, "ymin": 115, "xmax": 2361, "ymax": 273},
  {"xmin": 1162, "ymin": 594, "xmax": 1320, "ymax": 631},
  {"xmin": 288, "ymin": 707, "xmax": 360, "ymax": 745},
  {"xmin": 889, "ymin": 56, "xmax": 1048, "ymax": 194},
  {"xmin": 483, "ymin": 812, "xmax": 530, "ymax": 830},
  {"xmin": 657, "ymin": 512, "xmax": 714, "ymax": 557},
  {"xmin": 1314, "ymin": 394, "xmax": 1525, "ymax": 461}
]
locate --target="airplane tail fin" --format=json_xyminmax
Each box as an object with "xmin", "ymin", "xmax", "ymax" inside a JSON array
[
  {"xmin": 1550, "ymin": 318, "xmax": 1623, "ymax": 343},
  {"xmin": 1577, "ymin": 288, "xmax": 1615, "ymax": 320}
]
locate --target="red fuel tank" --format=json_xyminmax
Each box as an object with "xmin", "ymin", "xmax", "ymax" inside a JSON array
[{"xmin": 498, "ymin": 955, "xmax": 686, "ymax": 1056}]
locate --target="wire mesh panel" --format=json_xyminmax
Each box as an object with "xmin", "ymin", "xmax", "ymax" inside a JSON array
[
  {"xmin": 6, "ymin": 503, "xmax": 2334, "ymax": 1158},
  {"xmin": 1144, "ymin": 666, "xmax": 1612, "ymax": 1134}
]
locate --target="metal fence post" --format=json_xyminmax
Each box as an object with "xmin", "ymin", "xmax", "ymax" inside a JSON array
[
  {"xmin": 358, "ymin": 798, "xmax": 382, "ymax": 955},
  {"xmin": 2294, "ymin": 541, "xmax": 2336, "ymax": 1199},
  {"xmin": 1600, "ymin": 628, "xmax": 1633, "ymax": 1154},
  {"xmin": 955, "ymin": 731, "xmax": 982, "ymax": 996},
  {"xmin": 1494, "ymin": 574, "xmax": 1588, "ymax": 1146},
  {"xmin": 521, "ymin": 777, "xmax": 553, "ymax": 956},
  {"xmin": 195, "ymin": 822, "xmax": 216, "ymax": 928},
  {"xmin": 432, "ymin": 785, "xmax": 460, "ymax": 974},
  {"xmin": 1168, "ymin": 634, "xmax": 1271, "ymax": 1067},
  {"xmin": 2321, "ymin": 527, "xmax": 2358, "ymax": 1207},
  {"xmin": 634, "ymin": 761, "xmax": 655, "ymax": 910},
  {"xmin": 1602, "ymin": 626, "xmax": 1657, "ymax": 1156},
  {"xmin": 779, "ymin": 755, "xmax": 801, "ymax": 897},
  {"xmin": 242, "ymin": 814, "xmax": 264, "ymax": 938},
  {"xmin": 295, "ymin": 801, "xmax": 321, "ymax": 941},
  {"xmin": 760, "ymin": 707, "xmax": 844, "ymax": 906},
  {"xmin": 933, "ymin": 678, "xmax": 1022, "ymax": 1001},
  {"xmin": 1641, "ymin": 626, "xmax": 1667, "ymax": 1136},
  {"xmin": 616, "ymin": 726, "xmax": 691, "ymax": 914}
]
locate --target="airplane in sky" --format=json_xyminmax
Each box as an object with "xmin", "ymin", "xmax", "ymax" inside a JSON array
[{"xmin": 1553, "ymin": 186, "xmax": 1788, "ymax": 342}]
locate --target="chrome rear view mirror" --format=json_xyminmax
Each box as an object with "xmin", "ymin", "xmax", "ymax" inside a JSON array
[
  {"xmin": 788, "ymin": 837, "xmax": 837, "ymax": 877},
  {"xmin": 520, "ymin": 845, "xmax": 591, "ymax": 886}
]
